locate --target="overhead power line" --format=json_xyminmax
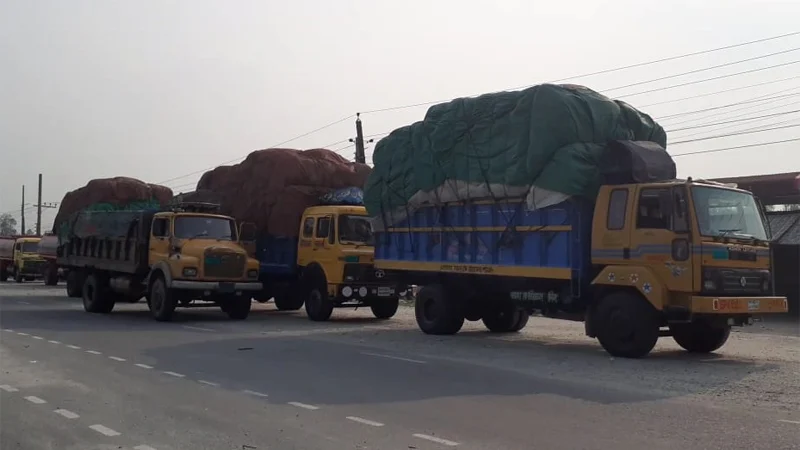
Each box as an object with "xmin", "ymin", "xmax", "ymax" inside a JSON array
[
  {"xmin": 666, "ymin": 109, "xmax": 800, "ymax": 132},
  {"xmin": 664, "ymin": 96, "xmax": 800, "ymax": 128},
  {"xmin": 638, "ymin": 75, "xmax": 800, "ymax": 108},
  {"xmin": 656, "ymin": 89, "xmax": 800, "ymax": 120},
  {"xmin": 670, "ymin": 123, "xmax": 800, "ymax": 145},
  {"xmin": 671, "ymin": 137, "xmax": 800, "ymax": 157}
]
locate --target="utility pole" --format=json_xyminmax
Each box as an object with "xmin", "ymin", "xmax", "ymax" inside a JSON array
[
  {"xmin": 349, "ymin": 113, "xmax": 373, "ymax": 164},
  {"xmin": 36, "ymin": 174, "xmax": 42, "ymax": 236},
  {"xmin": 20, "ymin": 185, "xmax": 25, "ymax": 235}
]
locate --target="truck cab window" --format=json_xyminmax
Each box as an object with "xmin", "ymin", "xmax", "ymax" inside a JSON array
[
  {"xmin": 606, "ymin": 189, "xmax": 628, "ymax": 230},
  {"xmin": 152, "ymin": 218, "xmax": 169, "ymax": 238},
  {"xmin": 302, "ymin": 217, "xmax": 315, "ymax": 238},
  {"xmin": 316, "ymin": 217, "xmax": 331, "ymax": 239},
  {"xmin": 636, "ymin": 189, "xmax": 670, "ymax": 230}
]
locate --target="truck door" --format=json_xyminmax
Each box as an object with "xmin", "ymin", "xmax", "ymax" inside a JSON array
[
  {"xmin": 297, "ymin": 216, "xmax": 316, "ymax": 266},
  {"xmin": 148, "ymin": 217, "xmax": 171, "ymax": 266},
  {"xmin": 312, "ymin": 215, "xmax": 335, "ymax": 271},
  {"xmin": 631, "ymin": 186, "xmax": 693, "ymax": 294}
]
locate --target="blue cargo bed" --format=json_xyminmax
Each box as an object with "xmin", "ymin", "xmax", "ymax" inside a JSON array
[{"xmin": 255, "ymin": 235, "xmax": 298, "ymax": 276}]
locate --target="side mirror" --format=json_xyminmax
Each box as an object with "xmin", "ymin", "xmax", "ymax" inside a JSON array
[
  {"xmin": 675, "ymin": 194, "xmax": 687, "ymax": 218},
  {"xmin": 239, "ymin": 222, "xmax": 256, "ymax": 242}
]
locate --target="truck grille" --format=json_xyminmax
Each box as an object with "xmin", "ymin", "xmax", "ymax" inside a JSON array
[
  {"xmin": 203, "ymin": 251, "xmax": 245, "ymax": 279},
  {"xmin": 343, "ymin": 263, "xmax": 393, "ymax": 283},
  {"xmin": 720, "ymin": 270, "xmax": 764, "ymax": 295}
]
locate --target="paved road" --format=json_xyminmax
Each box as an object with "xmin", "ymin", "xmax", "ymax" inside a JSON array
[{"xmin": 1, "ymin": 283, "xmax": 798, "ymax": 450}]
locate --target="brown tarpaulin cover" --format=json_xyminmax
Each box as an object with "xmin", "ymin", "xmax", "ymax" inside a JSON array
[
  {"xmin": 53, "ymin": 177, "xmax": 173, "ymax": 232},
  {"xmin": 193, "ymin": 148, "xmax": 371, "ymax": 237}
]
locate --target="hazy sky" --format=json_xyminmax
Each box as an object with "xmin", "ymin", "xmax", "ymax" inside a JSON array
[{"xmin": 1, "ymin": 0, "xmax": 799, "ymax": 230}]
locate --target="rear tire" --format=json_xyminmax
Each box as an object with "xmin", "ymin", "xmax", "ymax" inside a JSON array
[
  {"xmin": 274, "ymin": 291, "xmax": 304, "ymax": 311},
  {"xmin": 14, "ymin": 271, "xmax": 23, "ymax": 283},
  {"xmin": 595, "ymin": 291, "xmax": 659, "ymax": 358},
  {"xmin": 45, "ymin": 266, "xmax": 59, "ymax": 286},
  {"xmin": 370, "ymin": 297, "xmax": 399, "ymax": 319},
  {"xmin": 82, "ymin": 274, "xmax": 115, "ymax": 314},
  {"xmin": 148, "ymin": 275, "xmax": 176, "ymax": 322},
  {"xmin": 511, "ymin": 310, "xmax": 530, "ymax": 332},
  {"xmin": 303, "ymin": 268, "xmax": 333, "ymax": 322},
  {"xmin": 415, "ymin": 285, "xmax": 464, "ymax": 335},
  {"xmin": 66, "ymin": 271, "xmax": 83, "ymax": 298},
  {"xmin": 224, "ymin": 296, "xmax": 252, "ymax": 320},
  {"xmin": 670, "ymin": 320, "xmax": 731, "ymax": 353},
  {"xmin": 482, "ymin": 300, "xmax": 523, "ymax": 333}
]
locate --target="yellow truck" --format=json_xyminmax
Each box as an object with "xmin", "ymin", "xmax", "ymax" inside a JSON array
[
  {"xmin": 0, "ymin": 236, "xmax": 46, "ymax": 283},
  {"xmin": 373, "ymin": 177, "xmax": 788, "ymax": 358},
  {"xmin": 58, "ymin": 202, "xmax": 262, "ymax": 321},
  {"xmin": 251, "ymin": 204, "xmax": 406, "ymax": 321}
]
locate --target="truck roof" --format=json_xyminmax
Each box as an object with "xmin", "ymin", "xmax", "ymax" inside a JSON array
[
  {"xmin": 154, "ymin": 211, "xmax": 234, "ymax": 220},
  {"xmin": 306, "ymin": 205, "xmax": 367, "ymax": 215}
]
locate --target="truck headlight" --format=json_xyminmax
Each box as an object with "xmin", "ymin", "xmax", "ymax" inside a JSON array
[
  {"xmin": 342, "ymin": 286, "xmax": 353, "ymax": 297},
  {"xmin": 247, "ymin": 269, "xmax": 259, "ymax": 279},
  {"xmin": 183, "ymin": 267, "xmax": 198, "ymax": 277},
  {"xmin": 358, "ymin": 286, "xmax": 368, "ymax": 297},
  {"xmin": 703, "ymin": 280, "xmax": 716, "ymax": 291}
]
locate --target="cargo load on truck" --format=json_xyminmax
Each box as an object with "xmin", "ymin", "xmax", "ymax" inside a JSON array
[
  {"xmin": 364, "ymin": 83, "xmax": 668, "ymax": 229},
  {"xmin": 53, "ymin": 177, "xmax": 173, "ymax": 236},
  {"xmin": 193, "ymin": 148, "xmax": 371, "ymax": 237}
]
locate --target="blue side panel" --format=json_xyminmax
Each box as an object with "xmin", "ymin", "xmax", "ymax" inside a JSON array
[
  {"xmin": 374, "ymin": 199, "xmax": 594, "ymax": 284},
  {"xmin": 255, "ymin": 235, "xmax": 298, "ymax": 276}
]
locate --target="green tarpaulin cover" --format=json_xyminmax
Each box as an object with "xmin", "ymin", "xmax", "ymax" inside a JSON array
[{"xmin": 364, "ymin": 83, "xmax": 666, "ymax": 229}]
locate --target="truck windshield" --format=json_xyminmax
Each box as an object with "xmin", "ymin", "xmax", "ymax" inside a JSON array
[
  {"xmin": 691, "ymin": 186, "xmax": 768, "ymax": 241},
  {"xmin": 19, "ymin": 241, "xmax": 39, "ymax": 253},
  {"xmin": 338, "ymin": 215, "xmax": 374, "ymax": 245},
  {"xmin": 174, "ymin": 216, "xmax": 236, "ymax": 240}
]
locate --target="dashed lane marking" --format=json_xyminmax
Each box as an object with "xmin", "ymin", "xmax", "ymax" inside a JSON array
[
  {"xmin": 0, "ymin": 385, "xmax": 19, "ymax": 392},
  {"xmin": 135, "ymin": 363, "xmax": 154, "ymax": 369},
  {"xmin": 67, "ymin": 345, "xmax": 81, "ymax": 350},
  {"xmin": 243, "ymin": 389, "xmax": 268, "ymax": 398},
  {"xmin": 198, "ymin": 380, "xmax": 220, "ymax": 387},
  {"xmin": 361, "ymin": 351, "xmax": 427, "ymax": 364},
  {"xmin": 17, "ymin": 332, "xmax": 29, "ymax": 336},
  {"xmin": 134, "ymin": 446, "xmax": 158, "ymax": 450},
  {"xmin": 54, "ymin": 409, "xmax": 80, "ymax": 419},
  {"xmin": 182, "ymin": 325, "xmax": 216, "ymax": 332},
  {"xmin": 48, "ymin": 340, "xmax": 61, "ymax": 344},
  {"xmin": 413, "ymin": 433, "xmax": 460, "ymax": 447},
  {"xmin": 16, "ymin": 301, "xmax": 30, "ymax": 305},
  {"xmin": 3, "ymin": 329, "xmax": 13, "ymax": 332},
  {"xmin": 89, "ymin": 424, "xmax": 121, "ymax": 437},
  {"xmin": 24, "ymin": 396, "xmax": 47, "ymax": 404},
  {"xmin": 346, "ymin": 416, "xmax": 384, "ymax": 427},
  {"xmin": 163, "ymin": 371, "xmax": 185, "ymax": 378},
  {"xmin": 778, "ymin": 419, "xmax": 800, "ymax": 425},
  {"xmin": 86, "ymin": 350, "xmax": 102, "ymax": 355},
  {"xmin": 31, "ymin": 336, "xmax": 44, "ymax": 340},
  {"xmin": 288, "ymin": 401, "xmax": 319, "ymax": 410},
  {"xmin": 108, "ymin": 356, "xmax": 127, "ymax": 362}
]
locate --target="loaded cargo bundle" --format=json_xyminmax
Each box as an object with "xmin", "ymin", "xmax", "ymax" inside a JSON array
[
  {"xmin": 53, "ymin": 177, "xmax": 173, "ymax": 237},
  {"xmin": 363, "ymin": 83, "xmax": 671, "ymax": 229},
  {"xmin": 194, "ymin": 148, "xmax": 371, "ymax": 237}
]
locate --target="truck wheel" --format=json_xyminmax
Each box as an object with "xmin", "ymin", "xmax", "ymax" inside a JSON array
[
  {"xmin": 148, "ymin": 276, "xmax": 177, "ymax": 322},
  {"xmin": 274, "ymin": 293, "xmax": 304, "ymax": 311},
  {"xmin": 595, "ymin": 291, "xmax": 659, "ymax": 358},
  {"xmin": 45, "ymin": 265, "xmax": 59, "ymax": 286},
  {"xmin": 66, "ymin": 271, "xmax": 83, "ymax": 298},
  {"xmin": 14, "ymin": 271, "xmax": 23, "ymax": 283},
  {"xmin": 302, "ymin": 269, "xmax": 333, "ymax": 322},
  {"xmin": 371, "ymin": 297, "xmax": 399, "ymax": 319},
  {"xmin": 224, "ymin": 296, "xmax": 252, "ymax": 320},
  {"xmin": 415, "ymin": 285, "xmax": 464, "ymax": 335},
  {"xmin": 0, "ymin": 266, "xmax": 7, "ymax": 282},
  {"xmin": 670, "ymin": 320, "xmax": 731, "ymax": 353},
  {"xmin": 82, "ymin": 274, "xmax": 115, "ymax": 314},
  {"xmin": 511, "ymin": 310, "xmax": 530, "ymax": 332},
  {"xmin": 482, "ymin": 301, "xmax": 523, "ymax": 333}
]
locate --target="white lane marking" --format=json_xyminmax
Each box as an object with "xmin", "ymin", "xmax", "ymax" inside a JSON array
[
  {"xmin": 67, "ymin": 345, "xmax": 81, "ymax": 350},
  {"xmin": 361, "ymin": 351, "xmax": 427, "ymax": 364},
  {"xmin": 288, "ymin": 401, "xmax": 319, "ymax": 410},
  {"xmin": 54, "ymin": 409, "xmax": 80, "ymax": 419},
  {"xmin": 243, "ymin": 389, "xmax": 268, "ymax": 398},
  {"xmin": 198, "ymin": 380, "xmax": 220, "ymax": 387},
  {"xmin": 48, "ymin": 340, "xmax": 61, "ymax": 344},
  {"xmin": 134, "ymin": 446, "xmax": 158, "ymax": 450},
  {"xmin": 182, "ymin": 325, "xmax": 215, "ymax": 332},
  {"xmin": 89, "ymin": 424, "xmax": 121, "ymax": 437},
  {"xmin": 0, "ymin": 385, "xmax": 19, "ymax": 392},
  {"xmin": 17, "ymin": 301, "xmax": 30, "ymax": 305},
  {"xmin": 3, "ymin": 329, "xmax": 13, "ymax": 332},
  {"xmin": 108, "ymin": 356, "xmax": 127, "ymax": 362},
  {"xmin": 778, "ymin": 419, "xmax": 800, "ymax": 425},
  {"xmin": 86, "ymin": 350, "xmax": 102, "ymax": 355},
  {"xmin": 346, "ymin": 416, "xmax": 384, "ymax": 427},
  {"xmin": 17, "ymin": 332, "xmax": 29, "ymax": 336},
  {"xmin": 135, "ymin": 363, "xmax": 154, "ymax": 369},
  {"xmin": 413, "ymin": 433, "xmax": 460, "ymax": 447},
  {"xmin": 31, "ymin": 336, "xmax": 44, "ymax": 340},
  {"xmin": 24, "ymin": 396, "xmax": 47, "ymax": 404},
  {"xmin": 163, "ymin": 371, "xmax": 185, "ymax": 378}
]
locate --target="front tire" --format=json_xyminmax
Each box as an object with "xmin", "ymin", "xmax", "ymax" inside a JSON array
[
  {"xmin": 370, "ymin": 298, "xmax": 399, "ymax": 319},
  {"xmin": 148, "ymin": 275, "xmax": 176, "ymax": 322},
  {"xmin": 670, "ymin": 320, "xmax": 731, "ymax": 353},
  {"xmin": 595, "ymin": 291, "xmax": 660, "ymax": 358},
  {"xmin": 82, "ymin": 274, "xmax": 115, "ymax": 314},
  {"xmin": 415, "ymin": 285, "xmax": 464, "ymax": 335},
  {"xmin": 302, "ymin": 268, "xmax": 333, "ymax": 322}
]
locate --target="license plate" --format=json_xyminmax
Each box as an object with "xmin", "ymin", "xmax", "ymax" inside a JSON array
[
  {"xmin": 377, "ymin": 287, "xmax": 394, "ymax": 297},
  {"xmin": 747, "ymin": 300, "xmax": 760, "ymax": 311},
  {"xmin": 219, "ymin": 282, "xmax": 235, "ymax": 293}
]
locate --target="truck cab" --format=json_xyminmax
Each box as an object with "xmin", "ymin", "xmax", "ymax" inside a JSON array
[
  {"xmin": 295, "ymin": 205, "xmax": 404, "ymax": 321},
  {"xmin": 1, "ymin": 237, "xmax": 45, "ymax": 283},
  {"xmin": 588, "ymin": 178, "xmax": 788, "ymax": 356}
]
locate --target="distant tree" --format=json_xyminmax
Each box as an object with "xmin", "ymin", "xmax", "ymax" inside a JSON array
[
  {"xmin": 0, "ymin": 213, "xmax": 17, "ymax": 235},
  {"xmin": 25, "ymin": 228, "xmax": 34, "ymax": 235}
]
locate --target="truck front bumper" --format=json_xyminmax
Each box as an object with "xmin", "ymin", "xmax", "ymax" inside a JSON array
[
  {"xmin": 336, "ymin": 284, "xmax": 401, "ymax": 301},
  {"xmin": 690, "ymin": 296, "xmax": 788, "ymax": 314},
  {"xmin": 171, "ymin": 281, "xmax": 263, "ymax": 292}
]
